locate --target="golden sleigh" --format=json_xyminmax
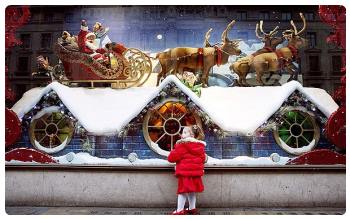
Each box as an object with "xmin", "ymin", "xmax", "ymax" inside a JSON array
[{"xmin": 53, "ymin": 42, "xmax": 153, "ymax": 88}]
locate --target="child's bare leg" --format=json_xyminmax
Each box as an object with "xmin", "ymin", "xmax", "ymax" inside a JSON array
[
  {"xmin": 177, "ymin": 193, "xmax": 187, "ymax": 211},
  {"xmin": 188, "ymin": 193, "xmax": 196, "ymax": 210}
]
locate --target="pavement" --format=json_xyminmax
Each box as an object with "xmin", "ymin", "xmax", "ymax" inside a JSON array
[{"xmin": 5, "ymin": 206, "xmax": 346, "ymax": 215}]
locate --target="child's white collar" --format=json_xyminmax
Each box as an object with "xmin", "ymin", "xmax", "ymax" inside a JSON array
[{"xmin": 176, "ymin": 137, "xmax": 206, "ymax": 146}]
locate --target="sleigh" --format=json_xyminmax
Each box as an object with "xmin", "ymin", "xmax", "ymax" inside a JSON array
[{"xmin": 53, "ymin": 42, "xmax": 152, "ymax": 88}]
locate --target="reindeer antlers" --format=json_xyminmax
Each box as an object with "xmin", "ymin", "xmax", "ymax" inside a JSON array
[
  {"xmin": 203, "ymin": 28, "xmax": 213, "ymax": 47},
  {"xmin": 221, "ymin": 20, "xmax": 236, "ymax": 42},
  {"xmin": 255, "ymin": 23, "xmax": 263, "ymax": 39},
  {"xmin": 290, "ymin": 13, "xmax": 306, "ymax": 35},
  {"xmin": 257, "ymin": 20, "xmax": 279, "ymax": 38}
]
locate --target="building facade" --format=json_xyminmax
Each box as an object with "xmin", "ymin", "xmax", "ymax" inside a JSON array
[{"xmin": 6, "ymin": 5, "xmax": 345, "ymax": 103}]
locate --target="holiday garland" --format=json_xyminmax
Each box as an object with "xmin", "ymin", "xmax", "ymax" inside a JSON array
[{"xmin": 118, "ymin": 81, "xmax": 225, "ymax": 138}]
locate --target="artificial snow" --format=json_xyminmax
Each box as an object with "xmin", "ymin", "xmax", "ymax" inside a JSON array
[
  {"xmin": 278, "ymin": 138, "xmax": 316, "ymax": 156},
  {"xmin": 206, "ymin": 155, "xmax": 291, "ymax": 166},
  {"xmin": 6, "ymin": 152, "xmax": 291, "ymax": 166},
  {"xmin": 12, "ymin": 75, "xmax": 338, "ymax": 136},
  {"xmin": 198, "ymin": 81, "xmax": 339, "ymax": 135}
]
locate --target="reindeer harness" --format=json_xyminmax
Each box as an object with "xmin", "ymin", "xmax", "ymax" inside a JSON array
[
  {"xmin": 251, "ymin": 46, "xmax": 274, "ymax": 57},
  {"xmin": 274, "ymin": 45, "xmax": 299, "ymax": 68},
  {"xmin": 196, "ymin": 47, "xmax": 223, "ymax": 68}
]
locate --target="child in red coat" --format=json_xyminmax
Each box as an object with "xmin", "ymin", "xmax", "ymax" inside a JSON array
[{"xmin": 168, "ymin": 125, "xmax": 207, "ymax": 215}]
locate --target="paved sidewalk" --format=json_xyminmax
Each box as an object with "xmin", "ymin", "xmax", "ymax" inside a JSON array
[{"xmin": 5, "ymin": 206, "xmax": 346, "ymax": 215}]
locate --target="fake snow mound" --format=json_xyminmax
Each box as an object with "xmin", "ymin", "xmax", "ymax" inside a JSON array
[
  {"xmin": 5, "ymin": 152, "xmax": 289, "ymax": 166},
  {"xmin": 12, "ymin": 75, "xmax": 338, "ymax": 136},
  {"xmin": 206, "ymin": 155, "xmax": 291, "ymax": 166}
]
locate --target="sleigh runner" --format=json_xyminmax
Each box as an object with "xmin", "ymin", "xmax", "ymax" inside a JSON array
[{"xmin": 53, "ymin": 42, "xmax": 152, "ymax": 88}]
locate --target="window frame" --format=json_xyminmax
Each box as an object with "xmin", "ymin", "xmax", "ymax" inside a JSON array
[
  {"xmin": 19, "ymin": 33, "xmax": 31, "ymax": 49},
  {"xmin": 40, "ymin": 33, "xmax": 52, "ymax": 49},
  {"xmin": 142, "ymin": 98, "xmax": 203, "ymax": 157},
  {"xmin": 273, "ymin": 106, "xmax": 320, "ymax": 155}
]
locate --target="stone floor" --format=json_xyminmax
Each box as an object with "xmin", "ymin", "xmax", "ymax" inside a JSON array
[{"xmin": 5, "ymin": 206, "xmax": 346, "ymax": 215}]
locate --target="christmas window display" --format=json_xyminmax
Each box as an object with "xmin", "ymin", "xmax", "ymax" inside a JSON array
[{"xmin": 5, "ymin": 5, "xmax": 345, "ymax": 166}]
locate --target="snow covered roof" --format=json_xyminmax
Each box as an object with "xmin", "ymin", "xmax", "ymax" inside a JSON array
[{"xmin": 12, "ymin": 76, "xmax": 338, "ymax": 135}]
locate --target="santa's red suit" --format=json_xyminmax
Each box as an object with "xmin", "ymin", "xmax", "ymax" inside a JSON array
[
  {"xmin": 78, "ymin": 25, "xmax": 106, "ymax": 61},
  {"xmin": 168, "ymin": 137, "xmax": 206, "ymax": 194}
]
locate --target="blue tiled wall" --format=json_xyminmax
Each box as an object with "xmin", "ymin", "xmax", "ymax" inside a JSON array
[{"xmin": 11, "ymin": 126, "xmax": 334, "ymax": 160}]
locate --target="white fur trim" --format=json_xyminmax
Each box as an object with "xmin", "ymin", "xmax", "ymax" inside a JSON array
[
  {"xmin": 81, "ymin": 25, "xmax": 88, "ymax": 31},
  {"xmin": 175, "ymin": 137, "xmax": 206, "ymax": 146},
  {"xmin": 86, "ymin": 41, "xmax": 98, "ymax": 51},
  {"xmin": 89, "ymin": 52, "xmax": 98, "ymax": 57},
  {"xmin": 86, "ymin": 32, "xmax": 96, "ymax": 39}
]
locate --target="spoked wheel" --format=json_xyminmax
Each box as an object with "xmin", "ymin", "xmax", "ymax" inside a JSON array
[
  {"xmin": 29, "ymin": 106, "xmax": 75, "ymax": 154},
  {"xmin": 273, "ymin": 107, "xmax": 320, "ymax": 155}
]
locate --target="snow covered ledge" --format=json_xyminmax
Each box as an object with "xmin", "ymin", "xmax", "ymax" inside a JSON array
[{"xmin": 5, "ymin": 165, "xmax": 345, "ymax": 208}]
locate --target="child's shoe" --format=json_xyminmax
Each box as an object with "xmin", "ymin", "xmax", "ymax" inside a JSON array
[
  {"xmin": 186, "ymin": 208, "xmax": 199, "ymax": 215},
  {"xmin": 171, "ymin": 210, "xmax": 186, "ymax": 215}
]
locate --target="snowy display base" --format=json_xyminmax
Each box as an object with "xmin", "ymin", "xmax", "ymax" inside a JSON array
[
  {"xmin": 5, "ymin": 152, "xmax": 291, "ymax": 166},
  {"xmin": 12, "ymin": 75, "xmax": 338, "ymax": 136}
]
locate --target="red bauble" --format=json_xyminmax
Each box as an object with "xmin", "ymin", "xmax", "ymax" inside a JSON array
[
  {"xmin": 5, "ymin": 148, "xmax": 57, "ymax": 164},
  {"xmin": 5, "ymin": 108, "xmax": 22, "ymax": 147},
  {"xmin": 325, "ymin": 106, "xmax": 346, "ymax": 150},
  {"xmin": 287, "ymin": 149, "xmax": 346, "ymax": 165}
]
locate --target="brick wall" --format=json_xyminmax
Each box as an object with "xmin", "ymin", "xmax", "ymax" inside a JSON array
[{"xmin": 12, "ymin": 127, "xmax": 334, "ymax": 160}]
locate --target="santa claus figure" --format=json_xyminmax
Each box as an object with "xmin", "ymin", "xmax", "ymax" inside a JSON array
[
  {"xmin": 85, "ymin": 32, "xmax": 108, "ymax": 61},
  {"xmin": 78, "ymin": 20, "xmax": 107, "ymax": 62}
]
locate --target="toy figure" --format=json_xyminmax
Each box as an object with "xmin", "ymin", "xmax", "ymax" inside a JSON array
[
  {"xmin": 231, "ymin": 13, "xmax": 307, "ymax": 86},
  {"xmin": 168, "ymin": 126, "xmax": 207, "ymax": 215},
  {"xmin": 93, "ymin": 22, "xmax": 111, "ymax": 48},
  {"xmin": 156, "ymin": 20, "xmax": 242, "ymax": 87},
  {"xmin": 58, "ymin": 31, "xmax": 78, "ymax": 48}
]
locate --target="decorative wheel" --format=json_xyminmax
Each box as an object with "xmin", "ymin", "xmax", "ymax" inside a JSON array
[
  {"xmin": 29, "ymin": 106, "xmax": 75, "ymax": 154},
  {"xmin": 143, "ymin": 99, "xmax": 203, "ymax": 156},
  {"xmin": 123, "ymin": 48, "xmax": 152, "ymax": 86},
  {"xmin": 273, "ymin": 107, "xmax": 320, "ymax": 155}
]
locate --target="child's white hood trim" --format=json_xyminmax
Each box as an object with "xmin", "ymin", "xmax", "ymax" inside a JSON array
[{"xmin": 175, "ymin": 137, "xmax": 206, "ymax": 146}]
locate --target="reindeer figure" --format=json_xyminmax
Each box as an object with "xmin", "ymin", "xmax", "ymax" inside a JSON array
[
  {"xmin": 254, "ymin": 21, "xmax": 285, "ymax": 82},
  {"xmin": 156, "ymin": 20, "xmax": 241, "ymax": 87},
  {"xmin": 231, "ymin": 13, "xmax": 307, "ymax": 86},
  {"xmin": 253, "ymin": 21, "xmax": 283, "ymax": 55},
  {"xmin": 229, "ymin": 21, "xmax": 283, "ymax": 86}
]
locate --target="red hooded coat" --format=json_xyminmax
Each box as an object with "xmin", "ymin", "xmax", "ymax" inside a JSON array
[{"xmin": 168, "ymin": 137, "xmax": 206, "ymax": 177}]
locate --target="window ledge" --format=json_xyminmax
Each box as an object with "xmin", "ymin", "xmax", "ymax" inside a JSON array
[{"xmin": 304, "ymin": 48, "xmax": 322, "ymax": 53}]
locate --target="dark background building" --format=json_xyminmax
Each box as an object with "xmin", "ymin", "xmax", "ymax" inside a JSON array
[{"xmin": 6, "ymin": 5, "xmax": 345, "ymax": 103}]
